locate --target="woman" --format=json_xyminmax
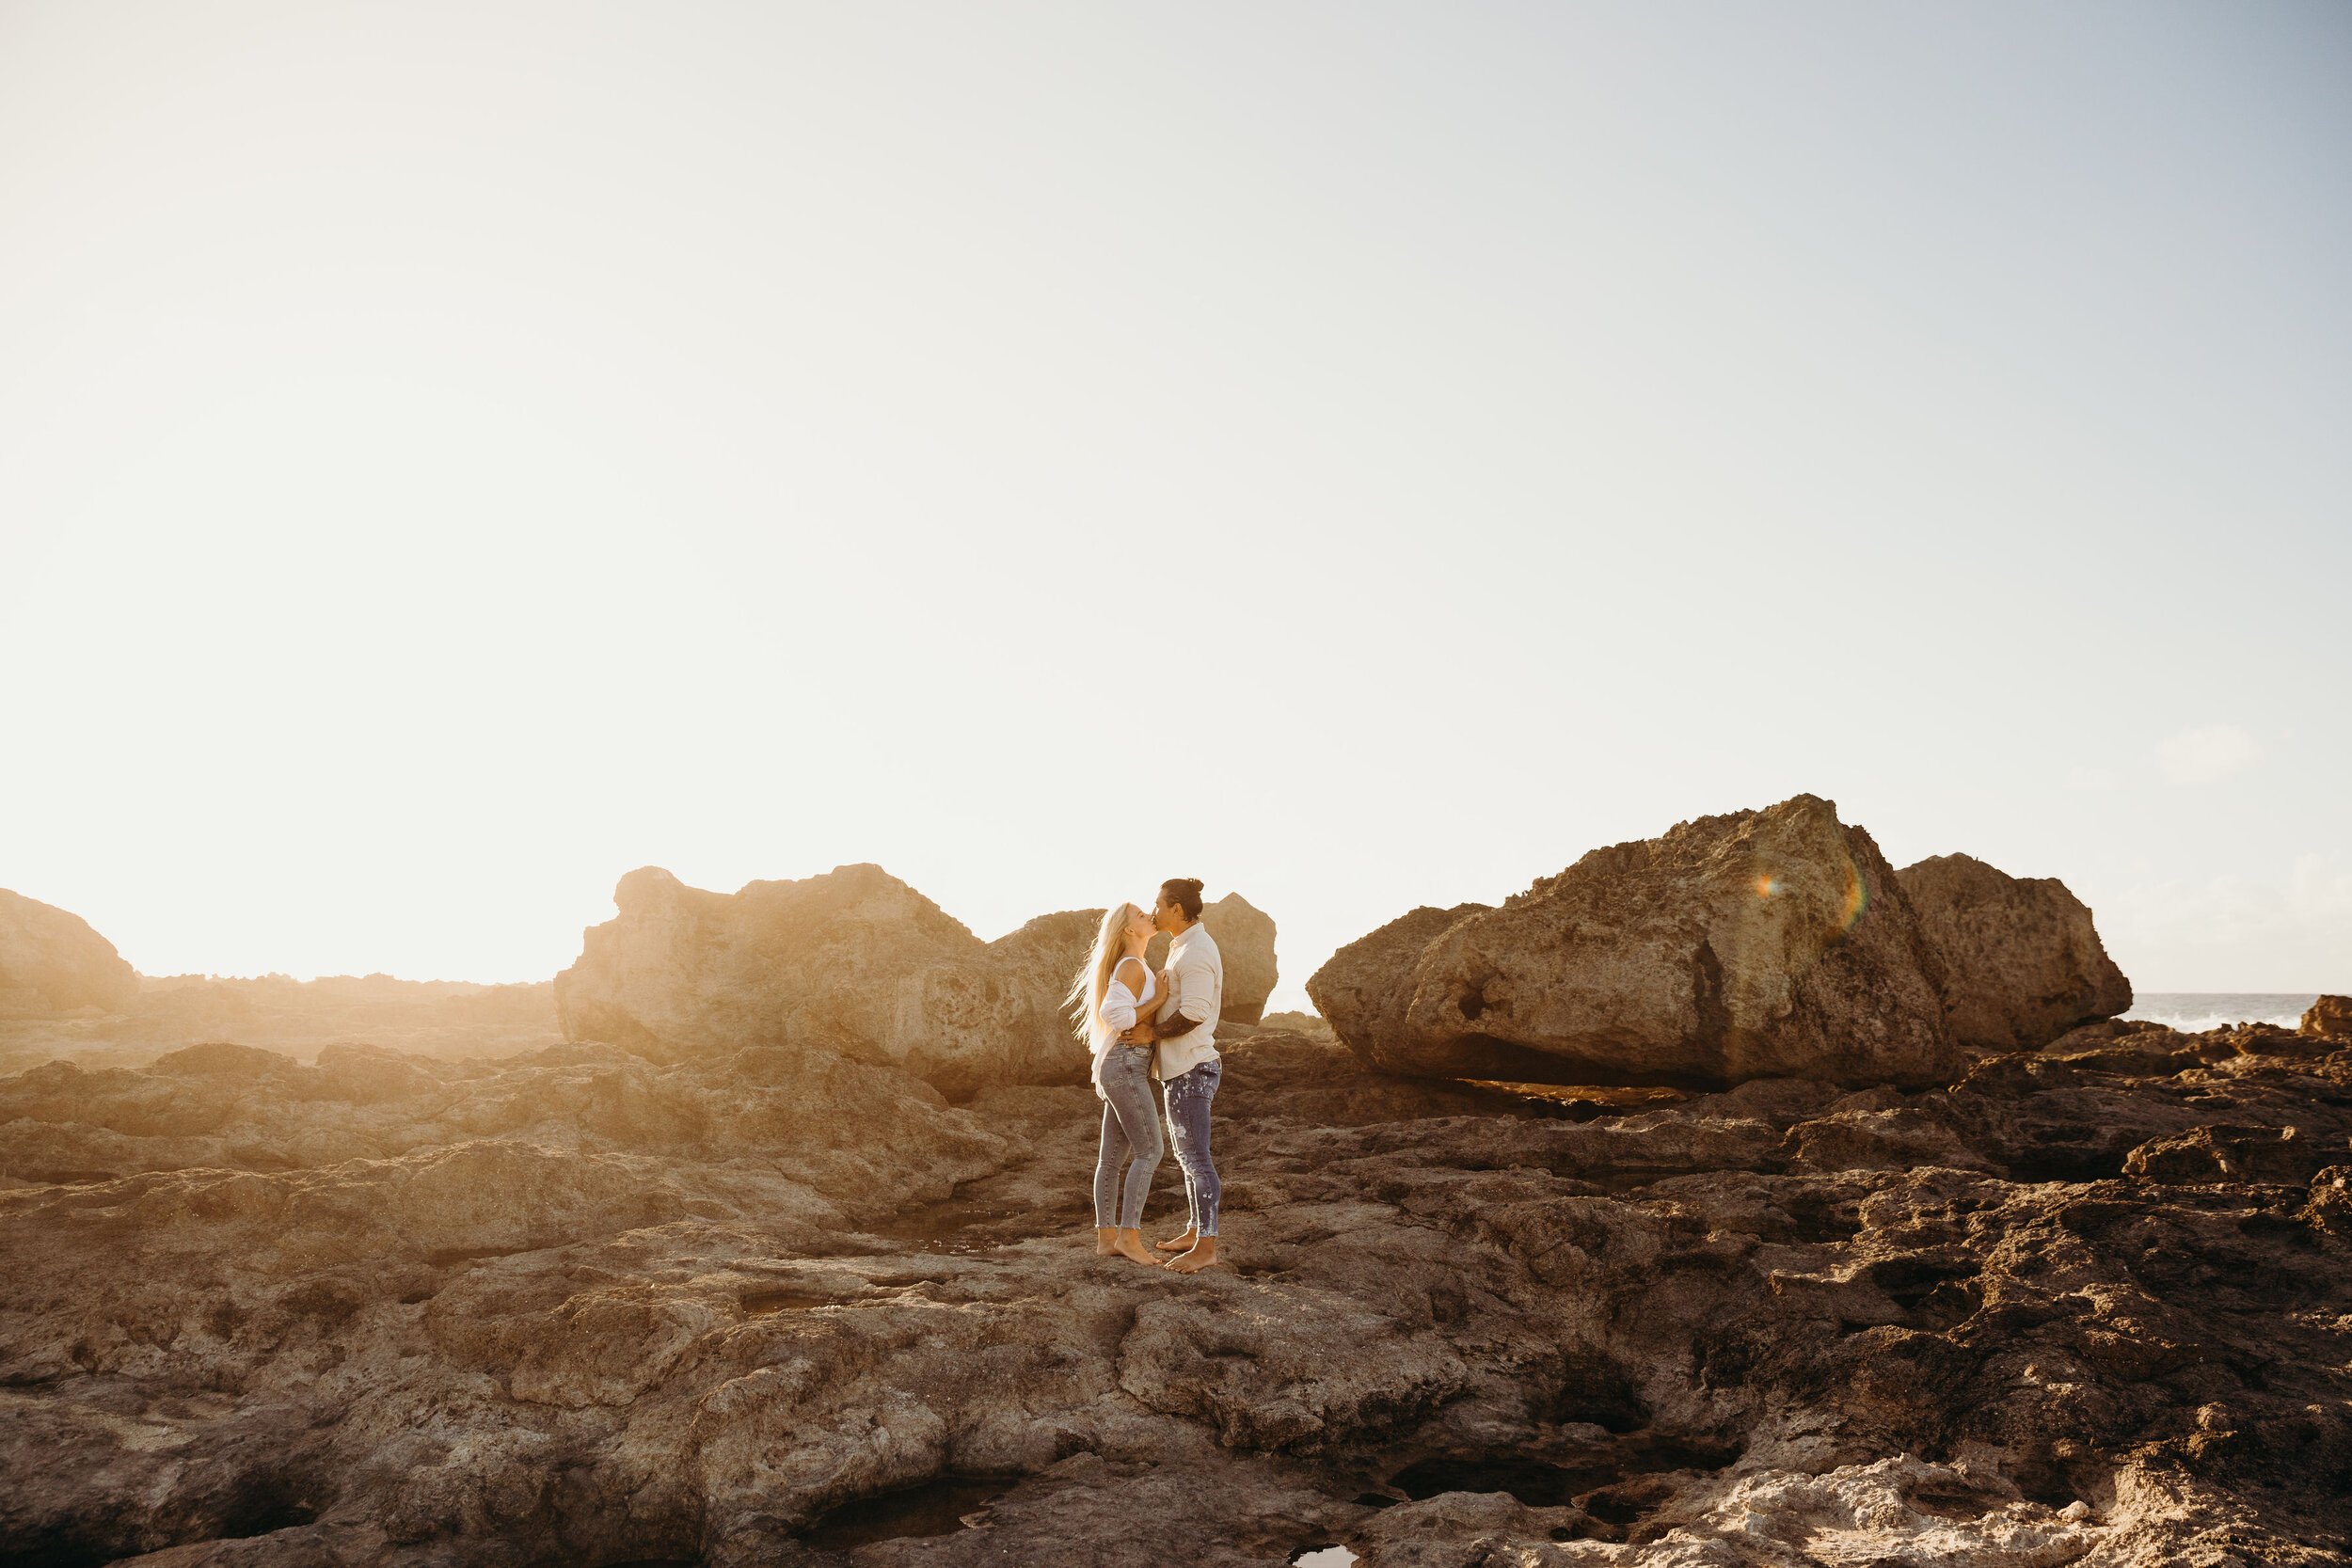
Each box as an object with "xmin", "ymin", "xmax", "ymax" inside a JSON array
[{"xmin": 1067, "ymin": 902, "xmax": 1168, "ymax": 1267}]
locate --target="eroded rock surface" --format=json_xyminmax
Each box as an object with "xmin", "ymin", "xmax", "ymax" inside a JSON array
[
  {"xmin": 1898, "ymin": 853, "xmax": 2133, "ymax": 1052},
  {"xmin": 554, "ymin": 870, "xmax": 1282, "ymax": 1097},
  {"xmin": 8, "ymin": 1006, "xmax": 2352, "ymax": 1566},
  {"xmin": 2307, "ymin": 996, "xmax": 2352, "ymax": 1040},
  {"xmin": 554, "ymin": 865, "xmax": 1094, "ymax": 1096},
  {"xmin": 1308, "ymin": 796, "xmax": 1958, "ymax": 1090},
  {"xmin": 1305, "ymin": 903, "xmax": 1490, "ymax": 1077},
  {"xmin": 0, "ymin": 889, "xmax": 138, "ymax": 1019}
]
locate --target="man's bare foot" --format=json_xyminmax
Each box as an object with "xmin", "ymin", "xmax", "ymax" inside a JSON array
[
  {"xmin": 1163, "ymin": 1238, "xmax": 1225, "ymax": 1274},
  {"xmin": 1094, "ymin": 1227, "xmax": 1121, "ymax": 1257},
  {"xmin": 1152, "ymin": 1229, "xmax": 1199, "ymax": 1252},
  {"xmin": 1110, "ymin": 1227, "xmax": 1163, "ymax": 1267}
]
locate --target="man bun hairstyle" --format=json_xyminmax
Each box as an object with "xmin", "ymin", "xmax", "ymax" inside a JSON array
[{"xmin": 1161, "ymin": 878, "xmax": 1205, "ymax": 922}]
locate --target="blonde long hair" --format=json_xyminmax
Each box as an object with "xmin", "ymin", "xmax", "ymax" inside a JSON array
[{"xmin": 1065, "ymin": 903, "xmax": 1140, "ymax": 1042}]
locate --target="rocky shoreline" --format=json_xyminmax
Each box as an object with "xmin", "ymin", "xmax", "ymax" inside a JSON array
[
  {"xmin": 8, "ymin": 1011, "xmax": 2352, "ymax": 1567},
  {"xmin": 3, "ymin": 799, "xmax": 2348, "ymax": 1567}
]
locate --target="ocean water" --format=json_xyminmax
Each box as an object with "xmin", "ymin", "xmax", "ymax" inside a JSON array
[{"xmin": 2123, "ymin": 993, "xmax": 2322, "ymax": 1033}]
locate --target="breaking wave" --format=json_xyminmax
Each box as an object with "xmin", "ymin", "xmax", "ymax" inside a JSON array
[{"xmin": 2124, "ymin": 992, "xmax": 2320, "ymax": 1033}]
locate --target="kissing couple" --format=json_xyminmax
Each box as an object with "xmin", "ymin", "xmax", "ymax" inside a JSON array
[{"xmin": 1066, "ymin": 878, "xmax": 1226, "ymax": 1274}]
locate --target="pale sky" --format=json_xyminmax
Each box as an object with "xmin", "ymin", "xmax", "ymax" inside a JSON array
[{"xmin": 3, "ymin": 2, "xmax": 2346, "ymax": 1006}]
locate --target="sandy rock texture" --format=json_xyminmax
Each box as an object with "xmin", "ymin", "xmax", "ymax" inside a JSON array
[
  {"xmin": 2307, "ymin": 997, "xmax": 2352, "ymax": 1039},
  {"xmin": 554, "ymin": 865, "xmax": 1096, "ymax": 1097},
  {"xmin": 1200, "ymin": 894, "xmax": 1279, "ymax": 1026},
  {"xmin": 1310, "ymin": 798, "xmax": 2139, "ymax": 1095},
  {"xmin": 556, "ymin": 869, "xmax": 1279, "ymax": 1096},
  {"xmin": 1308, "ymin": 797, "xmax": 1959, "ymax": 1090},
  {"xmin": 0, "ymin": 889, "xmax": 139, "ymax": 1020},
  {"xmin": 1897, "ymin": 854, "xmax": 2133, "ymax": 1052},
  {"xmin": 8, "ymin": 1000, "xmax": 2352, "ymax": 1567},
  {"xmin": 1303, "ymin": 903, "xmax": 1492, "ymax": 1070}
]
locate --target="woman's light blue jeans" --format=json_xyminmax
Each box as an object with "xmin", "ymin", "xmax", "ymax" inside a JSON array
[
  {"xmin": 1094, "ymin": 1042, "xmax": 1163, "ymax": 1229},
  {"xmin": 1163, "ymin": 1059, "xmax": 1222, "ymax": 1237}
]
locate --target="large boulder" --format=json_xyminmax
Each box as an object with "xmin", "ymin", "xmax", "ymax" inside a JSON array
[
  {"xmin": 1300, "ymin": 902, "xmax": 1490, "ymax": 1063},
  {"xmin": 1307, "ymin": 796, "xmax": 1959, "ymax": 1090},
  {"xmin": 1896, "ymin": 853, "xmax": 2131, "ymax": 1052},
  {"xmin": 0, "ymin": 890, "xmax": 138, "ymax": 1018},
  {"xmin": 554, "ymin": 865, "xmax": 1095, "ymax": 1097},
  {"xmin": 1201, "ymin": 893, "xmax": 1279, "ymax": 1024},
  {"xmin": 1146, "ymin": 892, "xmax": 1280, "ymax": 1024}
]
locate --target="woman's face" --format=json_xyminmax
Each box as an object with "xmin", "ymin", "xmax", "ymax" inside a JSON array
[{"xmin": 1120, "ymin": 904, "xmax": 1153, "ymax": 942}]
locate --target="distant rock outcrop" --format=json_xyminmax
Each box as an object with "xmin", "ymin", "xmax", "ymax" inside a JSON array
[
  {"xmin": 554, "ymin": 864, "xmax": 1097, "ymax": 1096},
  {"xmin": 1309, "ymin": 796, "xmax": 1959, "ymax": 1090},
  {"xmin": 0, "ymin": 890, "xmax": 137, "ymax": 1018},
  {"xmin": 1896, "ymin": 853, "xmax": 2132, "ymax": 1051},
  {"xmin": 2305, "ymin": 996, "xmax": 2352, "ymax": 1040},
  {"xmin": 0, "ymin": 972, "xmax": 564, "ymax": 1077}
]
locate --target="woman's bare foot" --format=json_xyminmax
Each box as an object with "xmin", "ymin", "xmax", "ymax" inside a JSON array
[
  {"xmin": 1152, "ymin": 1229, "xmax": 1199, "ymax": 1253},
  {"xmin": 1163, "ymin": 1237, "xmax": 1225, "ymax": 1274},
  {"xmin": 1094, "ymin": 1227, "xmax": 1121, "ymax": 1257},
  {"xmin": 1110, "ymin": 1227, "xmax": 1163, "ymax": 1267}
]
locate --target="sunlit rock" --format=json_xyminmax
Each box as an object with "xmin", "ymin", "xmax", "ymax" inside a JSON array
[
  {"xmin": 5, "ymin": 1013, "xmax": 2352, "ymax": 1563},
  {"xmin": 1308, "ymin": 795, "xmax": 1958, "ymax": 1090},
  {"xmin": 554, "ymin": 863, "xmax": 1095, "ymax": 1096},
  {"xmin": 1200, "ymin": 892, "xmax": 1279, "ymax": 1025},
  {"xmin": 1896, "ymin": 852, "xmax": 2132, "ymax": 1052},
  {"xmin": 2304, "ymin": 995, "xmax": 2352, "ymax": 1040},
  {"xmin": 0, "ymin": 888, "xmax": 137, "ymax": 1018}
]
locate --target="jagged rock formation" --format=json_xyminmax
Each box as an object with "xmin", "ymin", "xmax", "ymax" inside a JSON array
[
  {"xmin": 1144, "ymin": 893, "xmax": 1279, "ymax": 1024},
  {"xmin": 2306, "ymin": 995, "xmax": 2352, "ymax": 1039},
  {"xmin": 553, "ymin": 865, "xmax": 1096, "ymax": 1097},
  {"xmin": 0, "ymin": 889, "xmax": 137, "ymax": 1018},
  {"xmin": 1897, "ymin": 852, "xmax": 2133, "ymax": 1051},
  {"xmin": 1308, "ymin": 796, "xmax": 1959, "ymax": 1089},
  {"xmin": 8, "ymin": 1011, "xmax": 2352, "ymax": 1564}
]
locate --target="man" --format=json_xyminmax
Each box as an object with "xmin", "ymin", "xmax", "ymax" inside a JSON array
[{"xmin": 1122, "ymin": 877, "xmax": 1226, "ymax": 1274}]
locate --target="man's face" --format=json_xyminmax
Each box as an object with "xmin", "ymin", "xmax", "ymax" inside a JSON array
[{"xmin": 1152, "ymin": 894, "xmax": 1184, "ymax": 934}]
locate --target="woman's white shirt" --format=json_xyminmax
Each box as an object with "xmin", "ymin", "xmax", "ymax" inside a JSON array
[{"xmin": 1089, "ymin": 959, "xmax": 1155, "ymax": 1098}]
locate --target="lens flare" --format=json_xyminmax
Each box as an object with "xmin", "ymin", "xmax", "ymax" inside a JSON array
[
  {"xmin": 1839, "ymin": 862, "xmax": 1869, "ymax": 933},
  {"xmin": 1752, "ymin": 862, "xmax": 1868, "ymax": 936}
]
